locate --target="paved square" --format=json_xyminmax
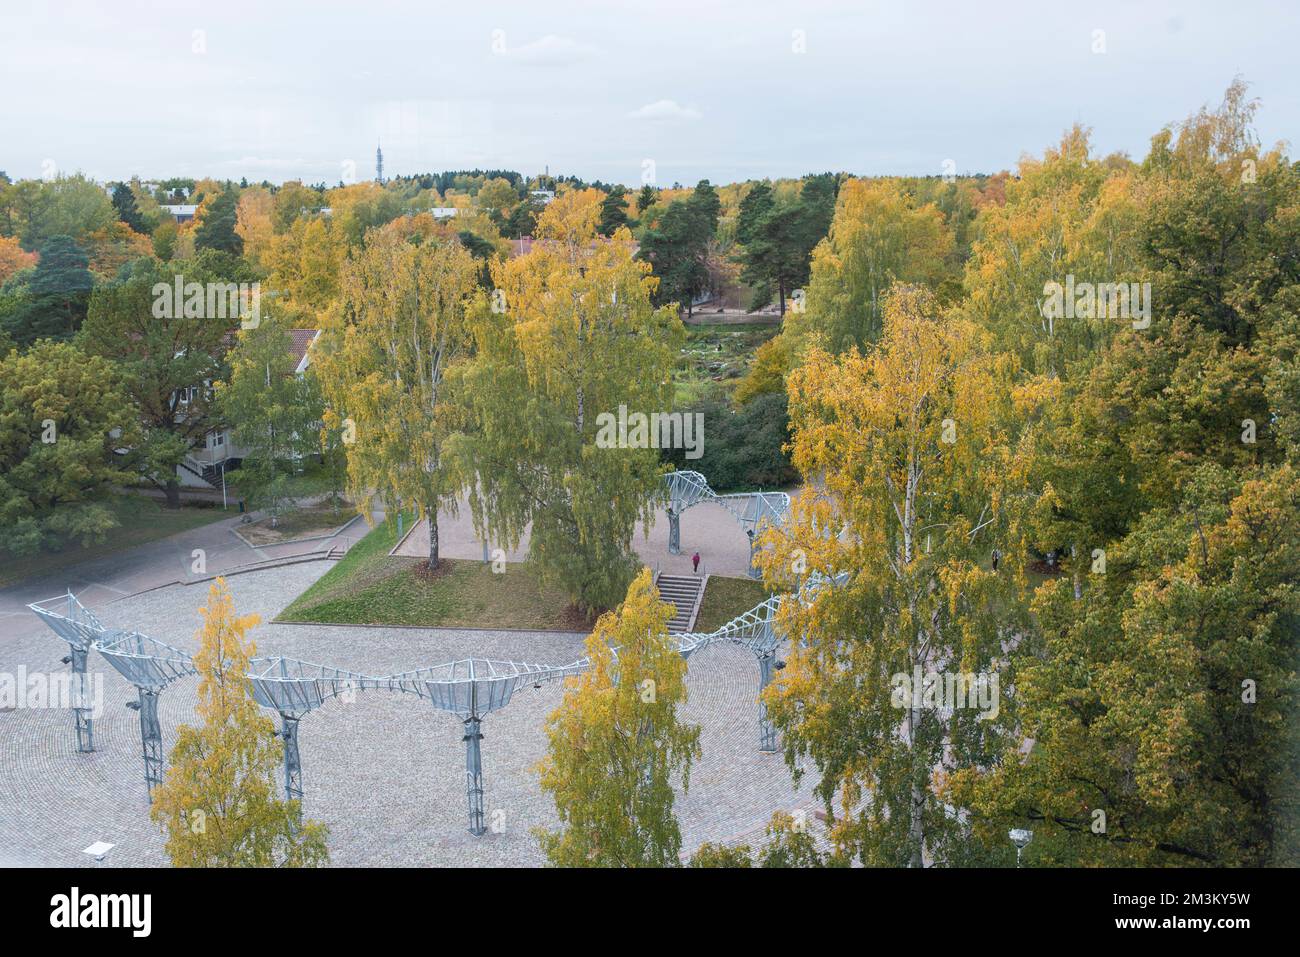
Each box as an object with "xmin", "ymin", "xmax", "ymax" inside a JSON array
[{"xmin": 1, "ymin": 560, "xmax": 816, "ymax": 866}]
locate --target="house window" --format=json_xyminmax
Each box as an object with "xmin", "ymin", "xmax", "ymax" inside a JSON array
[{"xmin": 209, "ymin": 432, "xmax": 225, "ymax": 449}]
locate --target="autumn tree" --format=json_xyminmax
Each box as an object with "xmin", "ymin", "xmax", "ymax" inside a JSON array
[
  {"xmin": 150, "ymin": 579, "xmax": 329, "ymax": 867},
  {"xmin": 536, "ymin": 568, "xmax": 702, "ymax": 866},
  {"xmin": 757, "ymin": 285, "xmax": 1028, "ymax": 867},
  {"xmin": 264, "ymin": 215, "xmax": 343, "ymax": 326},
  {"xmin": 961, "ymin": 125, "xmax": 1142, "ymax": 381},
  {"xmin": 0, "ymin": 341, "xmax": 139, "ymax": 555},
  {"xmin": 311, "ymin": 224, "xmax": 482, "ymax": 568},
  {"xmin": 949, "ymin": 81, "xmax": 1300, "ymax": 867},
  {"xmin": 0, "ymin": 234, "xmax": 38, "ymax": 283},
  {"xmin": 784, "ymin": 179, "xmax": 953, "ymax": 354},
  {"xmin": 217, "ymin": 315, "xmax": 322, "ymax": 525},
  {"xmin": 234, "ymin": 186, "xmax": 275, "ymax": 269},
  {"xmin": 78, "ymin": 252, "xmax": 252, "ymax": 507},
  {"xmin": 450, "ymin": 189, "xmax": 683, "ymax": 611},
  {"xmin": 0, "ymin": 174, "xmax": 114, "ymax": 250}
]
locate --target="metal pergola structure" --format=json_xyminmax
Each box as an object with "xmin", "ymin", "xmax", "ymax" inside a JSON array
[
  {"xmin": 95, "ymin": 630, "xmax": 197, "ymax": 796},
  {"xmin": 26, "ymin": 471, "xmax": 829, "ymax": 835},
  {"xmin": 664, "ymin": 470, "xmax": 791, "ymax": 577},
  {"xmin": 28, "ymin": 592, "xmax": 104, "ymax": 753}
]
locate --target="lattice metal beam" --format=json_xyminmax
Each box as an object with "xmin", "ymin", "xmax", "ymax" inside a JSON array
[
  {"xmin": 32, "ymin": 474, "xmax": 835, "ymax": 834},
  {"xmin": 28, "ymin": 591, "xmax": 108, "ymax": 753}
]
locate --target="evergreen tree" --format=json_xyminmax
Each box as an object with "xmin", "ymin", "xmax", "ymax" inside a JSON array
[
  {"xmin": 598, "ymin": 186, "xmax": 631, "ymax": 236},
  {"xmin": 194, "ymin": 189, "xmax": 244, "ymax": 255},
  {"xmin": 111, "ymin": 182, "xmax": 148, "ymax": 233},
  {"xmin": 1, "ymin": 235, "xmax": 94, "ymax": 345}
]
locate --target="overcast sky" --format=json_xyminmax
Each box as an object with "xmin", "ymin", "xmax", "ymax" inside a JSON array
[{"xmin": 3, "ymin": 0, "xmax": 1296, "ymax": 187}]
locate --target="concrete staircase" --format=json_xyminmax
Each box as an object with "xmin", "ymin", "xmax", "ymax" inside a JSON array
[{"xmin": 655, "ymin": 573, "xmax": 706, "ymax": 634}]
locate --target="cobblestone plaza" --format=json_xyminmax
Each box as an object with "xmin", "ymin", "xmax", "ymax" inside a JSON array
[{"xmin": 1, "ymin": 560, "xmax": 816, "ymax": 867}]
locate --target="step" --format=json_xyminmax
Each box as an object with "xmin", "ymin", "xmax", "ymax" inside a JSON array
[{"xmin": 655, "ymin": 574, "xmax": 705, "ymax": 634}]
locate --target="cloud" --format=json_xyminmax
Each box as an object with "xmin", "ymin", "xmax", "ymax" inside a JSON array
[
  {"xmin": 500, "ymin": 34, "xmax": 596, "ymax": 65},
  {"xmin": 627, "ymin": 99, "xmax": 702, "ymax": 122}
]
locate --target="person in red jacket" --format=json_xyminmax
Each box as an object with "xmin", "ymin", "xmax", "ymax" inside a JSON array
[{"xmin": 692, "ymin": 551, "xmax": 701, "ymax": 574}]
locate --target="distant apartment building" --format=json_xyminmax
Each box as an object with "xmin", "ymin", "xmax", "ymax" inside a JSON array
[{"xmin": 176, "ymin": 329, "xmax": 321, "ymax": 490}]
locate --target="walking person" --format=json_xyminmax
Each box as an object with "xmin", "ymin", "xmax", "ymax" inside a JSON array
[{"xmin": 692, "ymin": 551, "xmax": 701, "ymax": 574}]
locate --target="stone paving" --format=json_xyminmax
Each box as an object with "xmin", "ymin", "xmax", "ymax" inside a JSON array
[
  {"xmin": 1, "ymin": 560, "xmax": 818, "ymax": 867},
  {"xmin": 393, "ymin": 494, "xmax": 763, "ymax": 579}
]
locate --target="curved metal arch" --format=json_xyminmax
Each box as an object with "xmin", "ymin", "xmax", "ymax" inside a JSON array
[
  {"xmin": 664, "ymin": 469, "xmax": 791, "ymax": 534},
  {"xmin": 247, "ymin": 656, "xmax": 373, "ymax": 717},
  {"xmin": 27, "ymin": 473, "xmax": 846, "ymax": 832}
]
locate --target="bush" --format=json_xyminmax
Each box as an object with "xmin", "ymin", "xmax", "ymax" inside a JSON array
[{"xmin": 661, "ymin": 390, "xmax": 797, "ymax": 492}]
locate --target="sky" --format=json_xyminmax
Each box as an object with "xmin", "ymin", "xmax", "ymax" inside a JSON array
[{"xmin": 2, "ymin": 0, "xmax": 1297, "ymax": 188}]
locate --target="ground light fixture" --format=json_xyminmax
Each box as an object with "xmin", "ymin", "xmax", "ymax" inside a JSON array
[{"xmin": 82, "ymin": 841, "xmax": 114, "ymax": 864}]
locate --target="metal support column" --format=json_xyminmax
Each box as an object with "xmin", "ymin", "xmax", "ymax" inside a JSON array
[
  {"xmin": 70, "ymin": 645, "xmax": 94, "ymax": 753},
  {"xmin": 757, "ymin": 652, "xmax": 777, "ymax": 752},
  {"xmin": 667, "ymin": 508, "xmax": 681, "ymax": 555},
  {"xmin": 463, "ymin": 713, "xmax": 486, "ymax": 835},
  {"xmin": 137, "ymin": 689, "xmax": 164, "ymax": 798},
  {"xmin": 280, "ymin": 712, "xmax": 303, "ymax": 804}
]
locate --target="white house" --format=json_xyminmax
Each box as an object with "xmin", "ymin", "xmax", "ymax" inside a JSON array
[{"xmin": 160, "ymin": 204, "xmax": 198, "ymax": 224}]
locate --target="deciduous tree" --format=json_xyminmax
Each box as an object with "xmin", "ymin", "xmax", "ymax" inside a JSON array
[
  {"xmin": 150, "ymin": 579, "xmax": 330, "ymax": 867},
  {"xmin": 536, "ymin": 568, "xmax": 701, "ymax": 866},
  {"xmin": 311, "ymin": 224, "xmax": 482, "ymax": 568}
]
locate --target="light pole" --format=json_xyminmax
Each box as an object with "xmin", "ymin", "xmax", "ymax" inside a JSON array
[{"xmin": 1009, "ymin": 828, "xmax": 1033, "ymax": 867}]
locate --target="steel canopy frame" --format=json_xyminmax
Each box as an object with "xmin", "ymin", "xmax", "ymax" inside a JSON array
[
  {"xmin": 26, "ymin": 473, "xmax": 839, "ymax": 836},
  {"xmin": 28, "ymin": 591, "xmax": 105, "ymax": 753},
  {"xmin": 96, "ymin": 630, "xmax": 197, "ymax": 798},
  {"xmin": 664, "ymin": 470, "xmax": 791, "ymax": 577}
]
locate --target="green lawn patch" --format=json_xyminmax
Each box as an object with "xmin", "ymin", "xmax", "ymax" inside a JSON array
[
  {"xmin": 0, "ymin": 495, "xmax": 230, "ymax": 589},
  {"xmin": 235, "ymin": 500, "xmax": 356, "ymax": 546},
  {"xmin": 694, "ymin": 574, "xmax": 772, "ymax": 632},
  {"xmin": 277, "ymin": 514, "xmax": 586, "ymax": 630}
]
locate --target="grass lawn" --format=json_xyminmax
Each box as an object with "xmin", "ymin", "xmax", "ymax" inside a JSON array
[
  {"xmin": 277, "ymin": 514, "xmax": 587, "ymax": 630},
  {"xmin": 237, "ymin": 500, "xmax": 357, "ymax": 546},
  {"xmin": 0, "ymin": 495, "xmax": 230, "ymax": 589},
  {"xmin": 278, "ymin": 516, "xmax": 779, "ymax": 633},
  {"xmin": 694, "ymin": 574, "xmax": 773, "ymax": 632}
]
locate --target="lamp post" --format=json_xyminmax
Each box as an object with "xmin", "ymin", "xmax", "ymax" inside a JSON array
[{"xmin": 1009, "ymin": 828, "xmax": 1033, "ymax": 867}]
